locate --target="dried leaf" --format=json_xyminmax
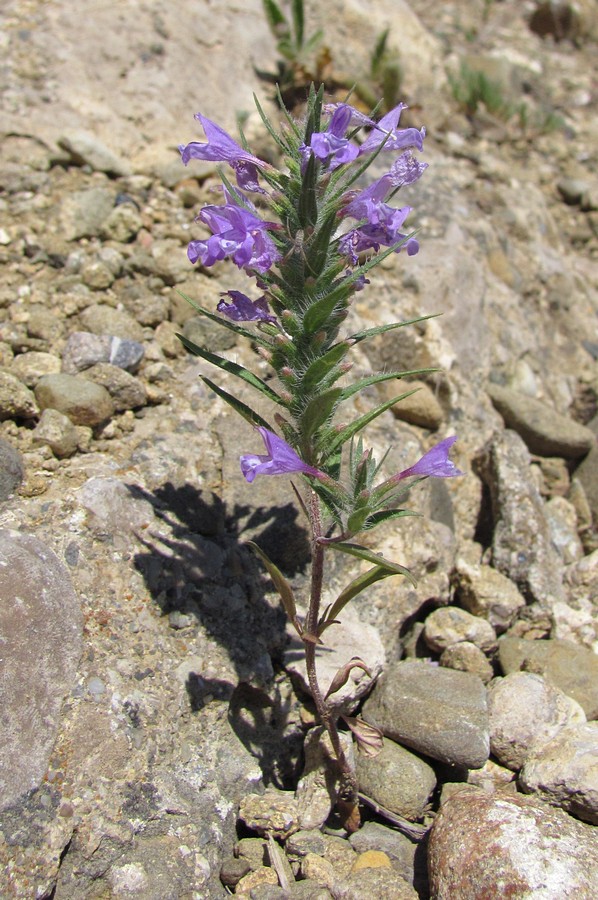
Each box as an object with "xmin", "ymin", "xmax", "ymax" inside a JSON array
[
  {"xmin": 325, "ymin": 657, "xmax": 372, "ymax": 699},
  {"xmin": 342, "ymin": 715, "xmax": 384, "ymax": 758}
]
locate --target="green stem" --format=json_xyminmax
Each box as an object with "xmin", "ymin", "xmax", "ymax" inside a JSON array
[{"xmin": 304, "ymin": 488, "xmax": 358, "ymax": 813}]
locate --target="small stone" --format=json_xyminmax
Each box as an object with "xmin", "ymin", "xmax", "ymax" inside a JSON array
[
  {"xmin": 362, "ymin": 659, "xmax": 489, "ymax": 768},
  {"xmin": 557, "ymin": 177, "xmax": 590, "ymax": 205},
  {"xmin": 11, "ymin": 351, "xmax": 61, "ymax": 387},
  {"xmin": 32, "ymin": 408, "xmax": 80, "ymax": 458},
  {"xmin": 82, "ymin": 363, "xmax": 147, "ymax": 411},
  {"xmin": 520, "ymin": 721, "xmax": 598, "ymax": 824},
  {"xmin": 487, "ymin": 383, "xmax": 595, "ymax": 458},
  {"xmin": 349, "ymin": 822, "xmax": 415, "ymax": 884},
  {"xmin": 454, "ymin": 559, "xmax": 526, "ymax": 633},
  {"xmin": 286, "ymin": 830, "xmax": 327, "ymax": 862},
  {"xmin": 100, "ymin": 204, "xmax": 143, "ymax": 242},
  {"xmin": 387, "ymin": 379, "xmax": 444, "ymax": 430},
  {"xmin": 295, "ymin": 728, "xmax": 354, "ymax": 830},
  {"xmin": 0, "ymin": 438, "xmax": 24, "ymax": 500},
  {"xmin": 238, "ymin": 790, "xmax": 300, "ymax": 840},
  {"xmin": 236, "ymin": 837, "xmax": 267, "ymax": 870},
  {"xmin": 181, "ymin": 314, "xmax": 237, "ymax": 352},
  {"xmin": 0, "ymin": 371, "xmax": 39, "ymax": 420},
  {"xmin": 488, "ymin": 671, "xmax": 586, "ymax": 771},
  {"xmin": 466, "ymin": 758, "xmax": 516, "ymax": 793},
  {"xmin": 351, "ymin": 850, "xmax": 392, "ymax": 872},
  {"xmin": 355, "ymin": 737, "xmax": 436, "ymax": 820},
  {"xmin": 59, "ymin": 187, "xmax": 114, "ymax": 241},
  {"xmin": 78, "ymin": 305, "xmax": 145, "ymax": 342},
  {"xmin": 58, "ymin": 130, "xmax": 131, "ymax": 176},
  {"xmin": 62, "ymin": 332, "xmax": 145, "ymax": 374},
  {"xmin": 234, "ymin": 866, "xmax": 278, "ymax": 895},
  {"xmin": 154, "ymin": 321, "xmax": 187, "ymax": 358},
  {"xmin": 219, "ymin": 856, "xmax": 250, "ymax": 888},
  {"xmin": 424, "ymin": 606, "xmax": 497, "ymax": 653},
  {"xmin": 35, "ymin": 373, "xmax": 114, "ymax": 426},
  {"xmin": 498, "ymin": 636, "xmax": 598, "ymax": 718},
  {"xmin": 27, "ymin": 307, "xmax": 65, "ymax": 343},
  {"xmin": 81, "ymin": 259, "xmax": 116, "ymax": 290},
  {"xmin": 440, "ymin": 642, "xmax": 495, "ymax": 683},
  {"xmin": 336, "ymin": 867, "xmax": 418, "ymax": 899},
  {"xmin": 300, "ymin": 854, "xmax": 336, "ymax": 890},
  {"xmin": 545, "ymin": 496, "xmax": 584, "ymax": 564}
]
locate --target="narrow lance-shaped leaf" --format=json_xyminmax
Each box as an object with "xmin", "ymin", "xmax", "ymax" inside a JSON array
[
  {"xmin": 177, "ymin": 333, "xmax": 285, "ymax": 406},
  {"xmin": 325, "ymin": 540, "xmax": 416, "ymax": 578},
  {"xmin": 300, "ymin": 342, "xmax": 351, "ymax": 393},
  {"xmin": 348, "ymin": 313, "xmax": 439, "ymax": 346},
  {"xmin": 319, "ymin": 565, "xmax": 408, "ymax": 635},
  {"xmin": 337, "ymin": 369, "xmax": 435, "ymax": 403},
  {"xmin": 199, "ymin": 376, "xmax": 273, "ymax": 430},
  {"xmin": 321, "ymin": 388, "xmax": 421, "ymax": 457},
  {"xmin": 247, "ymin": 541, "xmax": 303, "ymax": 637},
  {"xmin": 299, "ymin": 387, "xmax": 343, "ymax": 440}
]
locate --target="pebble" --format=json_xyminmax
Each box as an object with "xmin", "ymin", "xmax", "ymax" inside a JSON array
[
  {"xmin": 488, "ymin": 671, "xmax": 586, "ymax": 770},
  {"xmin": 477, "ymin": 430, "xmax": 565, "ymax": 607},
  {"xmin": 454, "ymin": 558, "xmax": 526, "ymax": 632},
  {"xmin": 335, "ymin": 866, "xmax": 418, "ymax": 899},
  {"xmin": 351, "ymin": 850, "xmax": 391, "ymax": 872},
  {"xmin": 59, "ymin": 186, "xmax": 114, "ymax": 241},
  {"xmin": 82, "ymin": 363, "xmax": 147, "ymax": 411},
  {"xmin": 181, "ymin": 314, "xmax": 238, "ymax": 353},
  {"xmin": 11, "ymin": 351, "xmax": 61, "ymax": 387},
  {"xmin": 498, "ymin": 636, "xmax": 598, "ymax": 718},
  {"xmin": 557, "ymin": 177, "xmax": 590, "ymax": 205},
  {"xmin": 428, "ymin": 789, "xmax": 598, "ymax": 898},
  {"xmin": 362, "ymin": 659, "xmax": 489, "ymax": 768},
  {"xmin": 35, "ymin": 373, "xmax": 114, "ymax": 426},
  {"xmin": 58, "ymin": 130, "xmax": 131, "ymax": 176},
  {"xmin": 78, "ymin": 304, "xmax": 145, "ymax": 342},
  {"xmin": 439, "ymin": 641, "xmax": 495, "ymax": 683},
  {"xmin": 100, "ymin": 204, "xmax": 143, "ymax": 242},
  {"xmin": 487, "ymin": 383, "xmax": 595, "ymax": 458},
  {"xmin": 348, "ymin": 822, "xmax": 415, "ymax": 884},
  {"xmin": 234, "ymin": 865, "xmax": 278, "ymax": 895},
  {"xmin": 520, "ymin": 721, "xmax": 598, "ymax": 824},
  {"xmin": 62, "ymin": 331, "xmax": 145, "ymax": 374},
  {"xmin": 0, "ymin": 370, "xmax": 39, "ymax": 420},
  {"xmin": 285, "ymin": 603, "xmax": 385, "ymax": 714},
  {"xmin": 295, "ymin": 728, "xmax": 353, "ymax": 830},
  {"xmin": 575, "ymin": 441, "xmax": 598, "ymax": 531},
  {"xmin": 0, "ymin": 437, "xmax": 24, "ymax": 499},
  {"xmin": 238, "ymin": 790, "xmax": 300, "ymax": 840},
  {"xmin": 0, "ymin": 529, "xmax": 83, "ymax": 810},
  {"xmin": 356, "ymin": 736, "xmax": 437, "ymax": 820},
  {"xmin": 544, "ymin": 495, "xmax": 584, "ymax": 564},
  {"xmin": 387, "ymin": 379, "xmax": 444, "ymax": 430},
  {"xmin": 423, "ymin": 605, "xmax": 497, "ymax": 653},
  {"xmin": 32, "ymin": 408, "xmax": 81, "ymax": 458}
]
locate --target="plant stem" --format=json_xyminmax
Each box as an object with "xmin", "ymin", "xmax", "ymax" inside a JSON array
[{"xmin": 304, "ymin": 488, "xmax": 359, "ymax": 825}]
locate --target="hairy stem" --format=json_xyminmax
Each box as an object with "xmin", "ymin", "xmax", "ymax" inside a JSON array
[{"xmin": 304, "ymin": 488, "xmax": 359, "ymax": 820}]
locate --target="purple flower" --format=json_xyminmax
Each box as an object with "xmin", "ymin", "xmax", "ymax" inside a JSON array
[
  {"xmin": 217, "ymin": 291, "xmax": 277, "ymax": 323},
  {"xmin": 180, "ymin": 114, "xmax": 267, "ymax": 193},
  {"xmin": 389, "ymin": 151, "xmax": 429, "ymax": 187},
  {"xmin": 359, "ymin": 103, "xmax": 426, "ymax": 156},
  {"xmin": 397, "ymin": 436, "xmax": 463, "ymax": 480},
  {"xmin": 300, "ymin": 104, "xmax": 369, "ymax": 171},
  {"xmin": 187, "ymin": 189, "xmax": 281, "ymax": 274},
  {"xmin": 240, "ymin": 427, "xmax": 323, "ymax": 483},
  {"xmin": 339, "ymin": 176, "xmax": 419, "ymax": 263}
]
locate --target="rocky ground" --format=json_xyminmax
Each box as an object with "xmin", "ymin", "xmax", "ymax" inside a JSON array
[{"xmin": 1, "ymin": 0, "xmax": 598, "ymax": 897}]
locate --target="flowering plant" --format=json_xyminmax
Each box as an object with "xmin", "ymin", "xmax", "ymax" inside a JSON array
[{"xmin": 178, "ymin": 87, "xmax": 461, "ymax": 830}]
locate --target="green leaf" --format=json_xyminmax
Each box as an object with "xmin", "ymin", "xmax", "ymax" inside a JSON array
[
  {"xmin": 325, "ymin": 541, "xmax": 415, "ymax": 580},
  {"xmin": 337, "ymin": 369, "xmax": 434, "ymax": 403},
  {"xmin": 362, "ymin": 508, "xmax": 420, "ymax": 529},
  {"xmin": 253, "ymin": 93, "xmax": 294, "ymax": 152},
  {"xmin": 247, "ymin": 541, "xmax": 303, "ymax": 637},
  {"xmin": 175, "ymin": 290, "xmax": 271, "ymax": 347},
  {"xmin": 306, "ymin": 210, "xmax": 338, "ymax": 278},
  {"xmin": 177, "ymin": 334, "xmax": 284, "ymax": 406},
  {"xmin": 348, "ymin": 314, "xmax": 438, "ymax": 345},
  {"xmin": 301, "ymin": 342, "xmax": 350, "ymax": 394},
  {"xmin": 291, "ymin": 0, "xmax": 304, "ymax": 48},
  {"xmin": 262, "ymin": 0, "xmax": 287, "ymax": 30},
  {"xmin": 199, "ymin": 376, "xmax": 272, "ymax": 430},
  {"xmin": 298, "ymin": 151, "xmax": 318, "ymax": 228},
  {"xmin": 299, "ymin": 388, "xmax": 343, "ymax": 439},
  {"xmin": 302, "ymin": 283, "xmax": 352, "ymax": 334},
  {"xmin": 319, "ymin": 565, "xmax": 410, "ymax": 634},
  {"xmin": 323, "ymin": 389, "xmax": 421, "ymax": 456}
]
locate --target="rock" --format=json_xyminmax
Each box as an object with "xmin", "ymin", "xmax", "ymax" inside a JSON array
[
  {"xmin": 59, "ymin": 187, "xmax": 114, "ymax": 241},
  {"xmin": 238, "ymin": 790, "xmax": 300, "ymax": 840},
  {"xmin": 234, "ymin": 865, "xmax": 278, "ymax": 895},
  {"xmin": 62, "ymin": 331, "xmax": 145, "ymax": 374},
  {"xmin": 27, "ymin": 307, "xmax": 65, "ymax": 344},
  {"xmin": 78, "ymin": 304, "xmax": 145, "ymax": 342},
  {"xmin": 439, "ymin": 641, "xmax": 495, "ymax": 683},
  {"xmin": 75, "ymin": 476, "xmax": 155, "ymax": 547},
  {"xmin": 82, "ymin": 363, "xmax": 147, "ymax": 411},
  {"xmin": 428, "ymin": 789, "xmax": 598, "ymax": 899},
  {"xmin": 181, "ymin": 314, "xmax": 238, "ymax": 353},
  {"xmin": 498, "ymin": 636, "xmax": 598, "ymax": 719},
  {"xmin": 362, "ymin": 659, "xmax": 489, "ymax": 768},
  {"xmin": 154, "ymin": 320, "xmax": 188, "ymax": 358},
  {"xmin": 285, "ymin": 603, "xmax": 385, "ymax": 714},
  {"xmin": 476, "ymin": 430, "xmax": 565, "ymax": 608},
  {"xmin": 99, "ymin": 204, "xmax": 143, "ymax": 242},
  {"xmin": 557, "ymin": 177, "xmax": 590, "ymax": 205},
  {"xmin": 35, "ymin": 373, "xmax": 114, "ymax": 426},
  {"xmin": 0, "ymin": 370, "xmax": 39, "ymax": 420},
  {"xmin": 11, "ymin": 351, "xmax": 61, "ymax": 387},
  {"xmin": 58, "ymin": 130, "xmax": 131, "ymax": 176},
  {"xmin": 150, "ymin": 238, "xmax": 192, "ymax": 285},
  {"xmin": 544, "ymin": 495, "xmax": 584, "ymax": 564},
  {"xmin": 575, "ymin": 442, "xmax": 598, "ymax": 527},
  {"xmin": 349, "ymin": 822, "xmax": 415, "ymax": 884},
  {"xmin": 488, "ymin": 671, "xmax": 586, "ymax": 771},
  {"xmin": 454, "ymin": 559, "xmax": 526, "ymax": 632},
  {"xmin": 295, "ymin": 728, "xmax": 353, "ymax": 830},
  {"xmin": 558, "ymin": 550, "xmax": 598, "ymax": 646},
  {"xmin": 335, "ymin": 866, "xmax": 418, "ymax": 899},
  {"xmin": 355, "ymin": 737, "xmax": 436, "ymax": 821},
  {"xmin": 387, "ymin": 379, "xmax": 444, "ymax": 430},
  {"xmin": 486, "ymin": 384, "xmax": 595, "ymax": 458},
  {"xmin": 466, "ymin": 758, "xmax": 517, "ymax": 793},
  {"xmin": 351, "ymin": 850, "xmax": 392, "ymax": 872},
  {"xmin": 423, "ymin": 606, "xmax": 497, "ymax": 653},
  {"xmin": 32, "ymin": 408, "xmax": 81, "ymax": 458},
  {"xmin": 0, "ymin": 530, "xmax": 83, "ymax": 810},
  {"xmin": 520, "ymin": 721, "xmax": 598, "ymax": 824},
  {"xmin": 80, "ymin": 258, "xmax": 116, "ymax": 289},
  {"xmin": 0, "ymin": 438, "xmax": 24, "ymax": 500}
]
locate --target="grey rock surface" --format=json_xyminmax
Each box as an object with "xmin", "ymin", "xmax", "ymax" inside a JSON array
[
  {"xmin": 0, "ymin": 438, "xmax": 23, "ymax": 500},
  {"xmin": 455, "ymin": 558, "xmax": 527, "ymax": 632},
  {"xmin": 0, "ymin": 529, "xmax": 83, "ymax": 809},
  {"xmin": 35, "ymin": 373, "xmax": 115, "ymax": 426},
  {"xmin": 355, "ymin": 737, "xmax": 437, "ymax": 820},
  {"xmin": 362, "ymin": 659, "xmax": 489, "ymax": 768},
  {"xmin": 0, "ymin": 370, "xmax": 39, "ymax": 420},
  {"xmin": 423, "ymin": 605, "xmax": 497, "ymax": 653}
]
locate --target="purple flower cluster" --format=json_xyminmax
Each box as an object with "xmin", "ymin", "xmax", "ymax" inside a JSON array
[{"xmin": 240, "ymin": 427, "xmax": 323, "ymax": 483}]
